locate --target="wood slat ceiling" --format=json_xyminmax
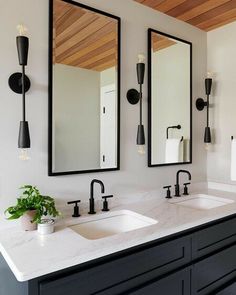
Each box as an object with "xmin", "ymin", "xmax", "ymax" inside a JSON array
[
  {"xmin": 53, "ymin": 0, "xmax": 118, "ymax": 72},
  {"xmin": 135, "ymin": 0, "xmax": 236, "ymax": 31}
]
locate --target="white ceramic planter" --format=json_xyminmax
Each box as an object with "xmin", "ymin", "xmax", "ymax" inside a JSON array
[
  {"xmin": 38, "ymin": 219, "xmax": 55, "ymax": 235},
  {"xmin": 21, "ymin": 210, "xmax": 37, "ymax": 231}
]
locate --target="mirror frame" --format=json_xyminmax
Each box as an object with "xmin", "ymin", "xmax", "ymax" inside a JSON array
[
  {"xmin": 48, "ymin": 0, "xmax": 121, "ymax": 176},
  {"xmin": 147, "ymin": 28, "xmax": 192, "ymax": 167}
]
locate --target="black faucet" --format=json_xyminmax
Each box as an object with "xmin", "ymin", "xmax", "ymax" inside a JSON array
[
  {"xmin": 88, "ymin": 179, "xmax": 105, "ymax": 214},
  {"xmin": 175, "ymin": 170, "xmax": 191, "ymax": 197}
]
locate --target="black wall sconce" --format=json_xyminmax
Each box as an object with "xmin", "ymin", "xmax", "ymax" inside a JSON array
[
  {"xmin": 8, "ymin": 25, "xmax": 31, "ymax": 160},
  {"xmin": 127, "ymin": 54, "xmax": 145, "ymax": 154},
  {"xmin": 196, "ymin": 75, "xmax": 212, "ymax": 148}
]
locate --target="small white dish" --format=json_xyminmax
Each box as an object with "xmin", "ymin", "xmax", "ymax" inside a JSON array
[{"xmin": 38, "ymin": 219, "xmax": 55, "ymax": 235}]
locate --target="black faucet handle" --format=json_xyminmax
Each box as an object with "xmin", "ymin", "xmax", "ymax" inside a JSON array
[
  {"xmin": 183, "ymin": 182, "xmax": 191, "ymax": 196},
  {"xmin": 163, "ymin": 186, "xmax": 172, "ymax": 199},
  {"xmin": 102, "ymin": 195, "xmax": 113, "ymax": 200},
  {"xmin": 67, "ymin": 200, "xmax": 81, "ymax": 217},
  {"xmin": 183, "ymin": 183, "xmax": 191, "ymax": 196},
  {"xmin": 102, "ymin": 195, "xmax": 113, "ymax": 211},
  {"xmin": 163, "ymin": 185, "xmax": 171, "ymax": 189},
  {"xmin": 67, "ymin": 200, "xmax": 81, "ymax": 205}
]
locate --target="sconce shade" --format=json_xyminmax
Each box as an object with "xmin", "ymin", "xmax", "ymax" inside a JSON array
[
  {"xmin": 137, "ymin": 63, "xmax": 145, "ymax": 85},
  {"xmin": 137, "ymin": 124, "xmax": 145, "ymax": 145},
  {"xmin": 18, "ymin": 121, "xmax": 30, "ymax": 148},
  {"xmin": 16, "ymin": 36, "xmax": 29, "ymax": 66},
  {"xmin": 205, "ymin": 78, "xmax": 212, "ymax": 96},
  {"xmin": 204, "ymin": 126, "xmax": 211, "ymax": 143}
]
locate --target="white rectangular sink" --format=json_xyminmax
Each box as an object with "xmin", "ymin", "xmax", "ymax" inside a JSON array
[
  {"xmin": 172, "ymin": 194, "xmax": 234, "ymax": 210},
  {"xmin": 69, "ymin": 210, "xmax": 157, "ymax": 240}
]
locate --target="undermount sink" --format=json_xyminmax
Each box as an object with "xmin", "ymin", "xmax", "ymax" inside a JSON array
[
  {"xmin": 69, "ymin": 210, "xmax": 158, "ymax": 240},
  {"xmin": 172, "ymin": 194, "xmax": 234, "ymax": 210}
]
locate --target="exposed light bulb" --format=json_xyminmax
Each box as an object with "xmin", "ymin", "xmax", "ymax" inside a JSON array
[
  {"xmin": 205, "ymin": 143, "xmax": 211, "ymax": 151},
  {"xmin": 138, "ymin": 53, "xmax": 145, "ymax": 63},
  {"xmin": 137, "ymin": 145, "xmax": 145, "ymax": 155},
  {"xmin": 207, "ymin": 71, "xmax": 213, "ymax": 78},
  {"xmin": 19, "ymin": 149, "xmax": 30, "ymax": 161},
  {"xmin": 17, "ymin": 24, "xmax": 28, "ymax": 36}
]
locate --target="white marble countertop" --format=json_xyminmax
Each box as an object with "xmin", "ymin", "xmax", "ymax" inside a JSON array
[{"xmin": 0, "ymin": 188, "xmax": 236, "ymax": 282}]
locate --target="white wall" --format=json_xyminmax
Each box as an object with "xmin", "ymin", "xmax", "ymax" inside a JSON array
[
  {"xmin": 0, "ymin": 0, "xmax": 207, "ymax": 213},
  {"xmin": 53, "ymin": 64, "xmax": 100, "ymax": 172},
  {"xmin": 100, "ymin": 67, "xmax": 116, "ymax": 88},
  {"xmin": 207, "ymin": 21, "xmax": 236, "ymax": 184}
]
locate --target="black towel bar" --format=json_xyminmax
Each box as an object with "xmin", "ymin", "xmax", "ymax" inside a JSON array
[{"xmin": 166, "ymin": 125, "xmax": 181, "ymax": 139}]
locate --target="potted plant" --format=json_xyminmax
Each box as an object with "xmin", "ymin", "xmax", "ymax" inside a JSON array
[{"xmin": 5, "ymin": 185, "xmax": 60, "ymax": 231}]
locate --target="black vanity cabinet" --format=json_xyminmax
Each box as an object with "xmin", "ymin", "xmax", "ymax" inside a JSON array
[
  {"xmin": 192, "ymin": 244, "xmax": 236, "ymax": 295},
  {"xmin": 1, "ymin": 214, "xmax": 236, "ymax": 295},
  {"xmin": 38, "ymin": 236, "xmax": 191, "ymax": 295}
]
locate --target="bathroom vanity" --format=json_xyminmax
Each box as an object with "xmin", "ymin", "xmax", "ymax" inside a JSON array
[{"xmin": 0, "ymin": 190, "xmax": 236, "ymax": 295}]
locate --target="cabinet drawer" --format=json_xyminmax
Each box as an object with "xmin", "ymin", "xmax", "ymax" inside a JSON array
[
  {"xmin": 192, "ymin": 244, "xmax": 236, "ymax": 295},
  {"xmin": 192, "ymin": 217, "xmax": 236, "ymax": 259},
  {"xmin": 40, "ymin": 236, "xmax": 191, "ymax": 295},
  {"xmin": 215, "ymin": 282, "xmax": 236, "ymax": 295},
  {"xmin": 128, "ymin": 267, "xmax": 191, "ymax": 295}
]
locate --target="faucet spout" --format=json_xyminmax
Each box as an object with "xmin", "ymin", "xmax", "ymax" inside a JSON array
[
  {"xmin": 175, "ymin": 170, "xmax": 191, "ymax": 197},
  {"xmin": 176, "ymin": 170, "xmax": 191, "ymax": 185},
  {"xmin": 89, "ymin": 179, "xmax": 105, "ymax": 214}
]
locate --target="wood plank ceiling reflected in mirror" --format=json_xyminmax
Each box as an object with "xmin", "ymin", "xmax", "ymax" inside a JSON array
[
  {"xmin": 53, "ymin": 0, "xmax": 118, "ymax": 72},
  {"xmin": 135, "ymin": 0, "xmax": 236, "ymax": 31}
]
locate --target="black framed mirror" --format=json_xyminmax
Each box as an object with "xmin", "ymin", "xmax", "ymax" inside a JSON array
[
  {"xmin": 148, "ymin": 28, "xmax": 192, "ymax": 167},
  {"xmin": 48, "ymin": 0, "xmax": 120, "ymax": 176}
]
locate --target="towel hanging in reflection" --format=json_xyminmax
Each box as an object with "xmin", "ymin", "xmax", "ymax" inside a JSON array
[{"xmin": 165, "ymin": 138, "xmax": 183, "ymax": 163}]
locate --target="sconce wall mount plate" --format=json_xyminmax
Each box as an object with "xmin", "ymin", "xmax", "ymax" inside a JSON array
[
  {"xmin": 126, "ymin": 88, "xmax": 140, "ymax": 105},
  {"xmin": 8, "ymin": 72, "xmax": 31, "ymax": 94},
  {"xmin": 196, "ymin": 98, "xmax": 208, "ymax": 111}
]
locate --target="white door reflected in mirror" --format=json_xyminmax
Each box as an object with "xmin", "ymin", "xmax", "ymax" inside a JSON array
[{"xmin": 100, "ymin": 84, "xmax": 117, "ymax": 168}]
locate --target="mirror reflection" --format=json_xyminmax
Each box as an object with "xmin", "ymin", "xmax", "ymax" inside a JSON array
[
  {"xmin": 49, "ymin": 0, "xmax": 120, "ymax": 175},
  {"xmin": 149, "ymin": 29, "xmax": 192, "ymax": 166}
]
